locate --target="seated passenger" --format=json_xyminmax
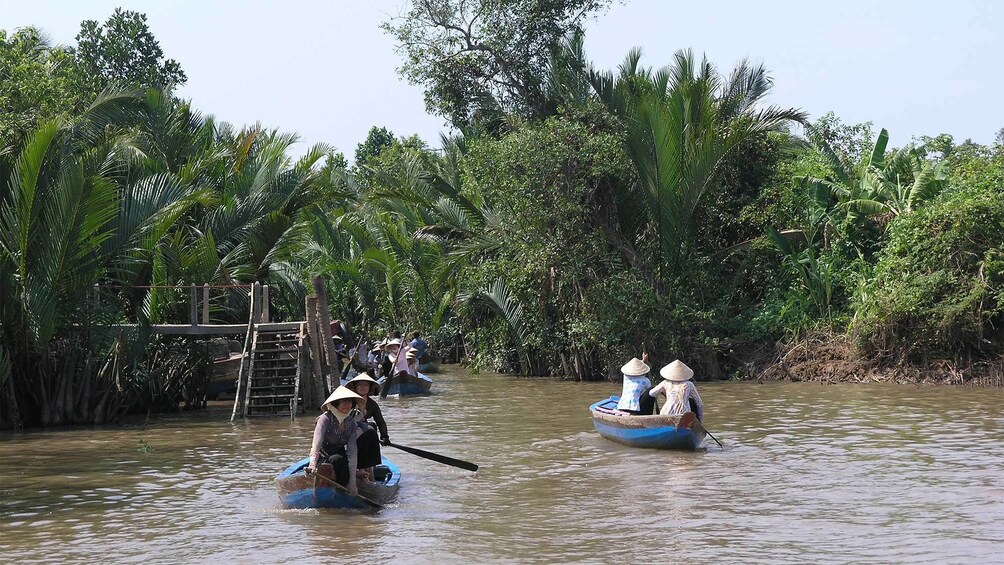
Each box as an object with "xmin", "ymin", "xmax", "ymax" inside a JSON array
[
  {"xmin": 409, "ymin": 332, "xmax": 428, "ymax": 360},
  {"xmin": 381, "ymin": 338, "xmax": 403, "ymax": 381},
  {"xmin": 616, "ymin": 356, "xmax": 655, "ymax": 415},
  {"xmin": 366, "ymin": 339, "xmax": 385, "ymax": 378},
  {"xmin": 649, "ymin": 360, "xmax": 704, "ymax": 421},
  {"xmin": 404, "ymin": 347, "xmax": 419, "ymax": 376}
]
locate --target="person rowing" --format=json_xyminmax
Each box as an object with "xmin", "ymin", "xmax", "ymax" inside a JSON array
[
  {"xmin": 648, "ymin": 360, "xmax": 704, "ymax": 421},
  {"xmin": 380, "ymin": 338, "xmax": 402, "ymax": 381},
  {"xmin": 344, "ymin": 373, "xmax": 391, "ymax": 478}
]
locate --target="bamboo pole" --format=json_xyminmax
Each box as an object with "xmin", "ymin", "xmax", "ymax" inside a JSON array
[
  {"xmin": 231, "ymin": 282, "xmax": 260, "ymax": 422},
  {"xmin": 311, "ymin": 276, "xmax": 339, "ymax": 393},
  {"xmin": 291, "ymin": 322, "xmax": 305, "ymax": 419}
]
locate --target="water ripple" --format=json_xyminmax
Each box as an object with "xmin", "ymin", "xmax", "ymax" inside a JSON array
[{"xmin": 1, "ymin": 375, "xmax": 1002, "ymax": 563}]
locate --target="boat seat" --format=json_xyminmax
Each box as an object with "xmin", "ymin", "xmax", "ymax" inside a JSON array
[{"xmin": 373, "ymin": 464, "xmax": 392, "ymax": 483}]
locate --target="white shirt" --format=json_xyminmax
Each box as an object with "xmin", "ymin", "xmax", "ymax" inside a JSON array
[{"xmin": 649, "ymin": 380, "xmax": 703, "ymax": 420}]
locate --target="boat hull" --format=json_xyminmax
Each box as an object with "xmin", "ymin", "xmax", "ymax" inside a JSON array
[
  {"xmin": 589, "ymin": 396, "xmax": 706, "ymax": 450},
  {"xmin": 417, "ymin": 360, "xmax": 439, "ymax": 373},
  {"xmin": 206, "ymin": 353, "xmax": 244, "ymax": 399},
  {"xmin": 274, "ymin": 456, "xmax": 401, "ymax": 509},
  {"xmin": 376, "ymin": 372, "xmax": 433, "ymax": 396}
]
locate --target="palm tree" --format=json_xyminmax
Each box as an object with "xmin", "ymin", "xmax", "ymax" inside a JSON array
[
  {"xmin": 584, "ymin": 49, "xmax": 807, "ymax": 290},
  {"xmin": 0, "ymin": 88, "xmax": 200, "ymax": 425}
]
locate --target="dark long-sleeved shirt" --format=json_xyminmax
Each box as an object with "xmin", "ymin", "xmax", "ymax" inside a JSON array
[{"xmin": 361, "ymin": 396, "xmax": 389, "ymax": 441}]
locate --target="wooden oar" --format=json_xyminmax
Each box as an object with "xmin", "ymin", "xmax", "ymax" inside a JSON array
[
  {"xmin": 304, "ymin": 468, "xmax": 384, "ymax": 509},
  {"xmin": 385, "ymin": 442, "xmax": 478, "ymax": 472},
  {"xmin": 340, "ymin": 336, "xmax": 364, "ymax": 381},
  {"xmin": 704, "ymin": 428, "xmax": 724, "ymax": 449}
]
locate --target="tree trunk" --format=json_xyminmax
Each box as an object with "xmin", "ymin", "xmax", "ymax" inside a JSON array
[{"xmin": 311, "ymin": 276, "xmax": 339, "ymax": 394}]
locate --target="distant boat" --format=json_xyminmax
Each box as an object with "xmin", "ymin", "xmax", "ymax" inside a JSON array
[
  {"xmin": 376, "ymin": 372, "xmax": 433, "ymax": 396},
  {"xmin": 418, "ymin": 359, "xmax": 440, "ymax": 373},
  {"xmin": 589, "ymin": 396, "xmax": 706, "ymax": 450},
  {"xmin": 206, "ymin": 348, "xmax": 245, "ymax": 400},
  {"xmin": 274, "ymin": 456, "xmax": 401, "ymax": 509}
]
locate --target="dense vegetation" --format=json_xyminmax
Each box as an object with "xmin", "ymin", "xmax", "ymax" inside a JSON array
[{"xmin": 2, "ymin": 4, "xmax": 1001, "ymax": 427}]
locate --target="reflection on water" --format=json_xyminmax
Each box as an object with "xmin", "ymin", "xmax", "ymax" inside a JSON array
[{"xmin": 2, "ymin": 369, "xmax": 1003, "ymax": 563}]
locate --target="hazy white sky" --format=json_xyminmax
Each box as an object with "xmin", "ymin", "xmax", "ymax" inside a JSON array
[{"xmin": 3, "ymin": 0, "xmax": 1002, "ymax": 159}]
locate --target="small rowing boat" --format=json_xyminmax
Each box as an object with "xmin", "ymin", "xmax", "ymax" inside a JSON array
[
  {"xmin": 589, "ymin": 396, "xmax": 706, "ymax": 450},
  {"xmin": 274, "ymin": 456, "xmax": 401, "ymax": 509},
  {"xmin": 377, "ymin": 372, "xmax": 433, "ymax": 396}
]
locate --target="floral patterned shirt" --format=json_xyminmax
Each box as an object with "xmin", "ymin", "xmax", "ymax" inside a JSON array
[{"xmin": 649, "ymin": 380, "xmax": 704, "ymax": 421}]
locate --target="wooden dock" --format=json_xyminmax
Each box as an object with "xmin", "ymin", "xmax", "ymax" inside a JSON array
[{"xmin": 99, "ymin": 282, "xmax": 337, "ymax": 421}]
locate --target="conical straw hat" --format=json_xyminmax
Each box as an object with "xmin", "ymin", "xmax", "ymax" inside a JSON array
[
  {"xmin": 660, "ymin": 360, "xmax": 694, "ymax": 382},
  {"xmin": 345, "ymin": 373, "xmax": 381, "ymax": 396},
  {"xmin": 320, "ymin": 385, "xmax": 362, "ymax": 410},
  {"xmin": 620, "ymin": 357, "xmax": 650, "ymax": 376}
]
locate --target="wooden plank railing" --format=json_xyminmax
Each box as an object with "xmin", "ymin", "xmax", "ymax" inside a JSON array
[{"xmin": 97, "ymin": 283, "xmax": 270, "ymax": 335}]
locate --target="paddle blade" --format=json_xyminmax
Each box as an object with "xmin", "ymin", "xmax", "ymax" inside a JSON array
[{"xmin": 387, "ymin": 442, "xmax": 478, "ymax": 472}]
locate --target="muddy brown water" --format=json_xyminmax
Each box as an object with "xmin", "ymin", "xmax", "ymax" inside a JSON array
[{"xmin": 2, "ymin": 367, "xmax": 1003, "ymax": 563}]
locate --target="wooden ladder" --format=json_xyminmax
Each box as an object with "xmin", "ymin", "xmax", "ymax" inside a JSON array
[{"xmin": 242, "ymin": 322, "xmax": 306, "ymax": 418}]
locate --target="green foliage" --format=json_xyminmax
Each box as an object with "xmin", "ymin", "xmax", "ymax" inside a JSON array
[
  {"xmin": 2, "ymin": 9, "xmax": 185, "ymax": 148},
  {"xmin": 0, "ymin": 79, "xmax": 331, "ymax": 426},
  {"xmin": 852, "ymin": 178, "xmax": 1004, "ymax": 361},
  {"xmin": 805, "ymin": 111, "xmax": 875, "ymax": 169},
  {"xmin": 382, "ymin": 0, "xmax": 612, "ymax": 129},
  {"xmin": 354, "ymin": 126, "xmax": 395, "ymax": 166},
  {"xmin": 583, "ymin": 49, "xmax": 807, "ymax": 289},
  {"xmin": 73, "ymin": 8, "xmax": 186, "ymax": 97},
  {"xmin": 0, "ymin": 28, "xmax": 80, "ymax": 146},
  {"xmin": 457, "ymin": 116, "xmax": 642, "ymax": 375}
]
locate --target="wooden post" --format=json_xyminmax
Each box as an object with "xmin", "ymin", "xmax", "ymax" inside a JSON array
[
  {"xmin": 304, "ymin": 296, "xmax": 325, "ymax": 409},
  {"xmin": 262, "ymin": 284, "xmax": 270, "ymax": 323},
  {"xmin": 202, "ymin": 284, "xmax": 210, "ymax": 324},
  {"xmin": 190, "ymin": 284, "xmax": 198, "ymax": 326},
  {"xmin": 311, "ymin": 276, "xmax": 339, "ymax": 394}
]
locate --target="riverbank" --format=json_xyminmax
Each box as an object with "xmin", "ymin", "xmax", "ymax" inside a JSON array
[{"xmin": 753, "ymin": 334, "xmax": 1004, "ymax": 386}]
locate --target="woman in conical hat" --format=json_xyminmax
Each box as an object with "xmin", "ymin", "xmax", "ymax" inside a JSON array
[
  {"xmin": 380, "ymin": 338, "xmax": 404, "ymax": 380},
  {"xmin": 308, "ymin": 386, "xmax": 367, "ymax": 494},
  {"xmin": 404, "ymin": 347, "xmax": 420, "ymax": 376},
  {"xmin": 648, "ymin": 360, "xmax": 704, "ymax": 420},
  {"xmin": 345, "ymin": 373, "xmax": 391, "ymax": 473},
  {"xmin": 616, "ymin": 355, "xmax": 656, "ymax": 415},
  {"xmin": 367, "ymin": 339, "xmax": 386, "ymax": 377}
]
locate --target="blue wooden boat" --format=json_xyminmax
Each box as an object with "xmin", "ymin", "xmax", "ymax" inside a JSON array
[
  {"xmin": 274, "ymin": 456, "xmax": 401, "ymax": 509},
  {"xmin": 376, "ymin": 371, "xmax": 433, "ymax": 396},
  {"xmin": 589, "ymin": 396, "xmax": 706, "ymax": 450}
]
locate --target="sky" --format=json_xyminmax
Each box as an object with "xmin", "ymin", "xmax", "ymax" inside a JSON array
[{"xmin": 3, "ymin": 0, "xmax": 1002, "ymax": 160}]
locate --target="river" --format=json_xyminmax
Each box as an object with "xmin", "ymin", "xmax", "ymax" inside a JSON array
[{"xmin": 2, "ymin": 366, "xmax": 1002, "ymax": 563}]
